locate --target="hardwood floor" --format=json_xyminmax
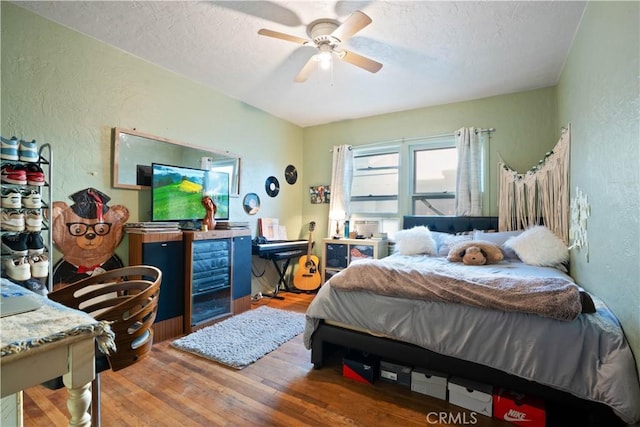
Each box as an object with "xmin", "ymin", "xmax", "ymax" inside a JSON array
[{"xmin": 22, "ymin": 292, "xmax": 514, "ymax": 426}]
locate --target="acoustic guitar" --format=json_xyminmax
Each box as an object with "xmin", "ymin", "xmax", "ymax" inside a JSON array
[{"xmin": 293, "ymin": 221, "xmax": 322, "ymax": 291}]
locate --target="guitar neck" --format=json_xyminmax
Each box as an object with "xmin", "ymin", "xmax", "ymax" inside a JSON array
[
  {"xmin": 306, "ymin": 232, "xmax": 313, "ymax": 256},
  {"xmin": 305, "ymin": 222, "xmax": 316, "ymax": 258}
]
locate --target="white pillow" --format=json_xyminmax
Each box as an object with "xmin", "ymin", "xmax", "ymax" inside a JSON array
[
  {"xmin": 394, "ymin": 226, "xmax": 437, "ymax": 256},
  {"xmin": 504, "ymin": 226, "xmax": 568, "ymax": 267}
]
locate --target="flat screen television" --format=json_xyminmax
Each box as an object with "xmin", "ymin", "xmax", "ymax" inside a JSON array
[{"xmin": 151, "ymin": 163, "xmax": 229, "ymax": 223}]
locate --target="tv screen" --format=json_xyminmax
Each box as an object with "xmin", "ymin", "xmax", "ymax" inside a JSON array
[{"xmin": 151, "ymin": 163, "xmax": 229, "ymax": 222}]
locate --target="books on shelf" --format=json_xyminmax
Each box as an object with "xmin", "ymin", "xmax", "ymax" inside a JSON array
[
  {"xmin": 125, "ymin": 222, "xmax": 177, "ymax": 228},
  {"xmin": 125, "ymin": 222, "xmax": 180, "ymax": 233},
  {"xmin": 125, "ymin": 221, "xmax": 252, "ymax": 233},
  {"xmin": 257, "ymin": 218, "xmax": 287, "ymax": 240},
  {"xmin": 215, "ymin": 221, "xmax": 250, "ymax": 230}
]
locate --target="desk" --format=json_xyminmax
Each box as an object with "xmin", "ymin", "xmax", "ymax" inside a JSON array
[{"xmin": 1, "ymin": 280, "xmax": 114, "ymax": 426}]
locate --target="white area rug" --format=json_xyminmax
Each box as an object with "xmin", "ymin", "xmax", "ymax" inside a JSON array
[{"xmin": 171, "ymin": 306, "xmax": 305, "ymax": 369}]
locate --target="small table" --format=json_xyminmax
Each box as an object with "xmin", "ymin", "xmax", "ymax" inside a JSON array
[{"xmin": 1, "ymin": 280, "xmax": 114, "ymax": 427}]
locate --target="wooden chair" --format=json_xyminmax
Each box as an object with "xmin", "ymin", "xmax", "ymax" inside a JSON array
[{"xmin": 44, "ymin": 265, "xmax": 162, "ymax": 426}]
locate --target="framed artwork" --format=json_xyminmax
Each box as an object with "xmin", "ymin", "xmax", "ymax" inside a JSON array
[{"xmin": 310, "ymin": 185, "xmax": 330, "ymax": 204}]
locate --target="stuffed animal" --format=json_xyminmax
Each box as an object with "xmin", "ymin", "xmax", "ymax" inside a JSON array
[
  {"xmin": 447, "ymin": 240, "xmax": 504, "ymax": 265},
  {"xmin": 51, "ymin": 188, "xmax": 129, "ymax": 288}
]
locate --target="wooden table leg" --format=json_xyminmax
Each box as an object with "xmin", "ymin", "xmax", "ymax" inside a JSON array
[
  {"xmin": 63, "ymin": 338, "xmax": 95, "ymax": 427},
  {"xmin": 66, "ymin": 382, "xmax": 92, "ymax": 427}
]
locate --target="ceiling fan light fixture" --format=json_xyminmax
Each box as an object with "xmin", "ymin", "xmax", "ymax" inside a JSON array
[
  {"xmin": 258, "ymin": 10, "xmax": 381, "ymax": 83},
  {"xmin": 316, "ymin": 51, "xmax": 333, "ymax": 70}
]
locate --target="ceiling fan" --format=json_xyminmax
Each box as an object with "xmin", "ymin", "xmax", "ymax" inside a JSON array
[{"xmin": 258, "ymin": 10, "xmax": 383, "ymax": 82}]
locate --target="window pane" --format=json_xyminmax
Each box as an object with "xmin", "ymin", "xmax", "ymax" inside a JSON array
[
  {"xmin": 352, "ymin": 171, "xmax": 398, "ymax": 197},
  {"xmin": 351, "ymin": 151, "xmax": 399, "ymax": 214},
  {"xmin": 412, "ymin": 197, "xmax": 456, "ymax": 216},
  {"xmin": 414, "ymin": 147, "xmax": 457, "ymax": 193},
  {"xmin": 354, "ymin": 153, "xmax": 398, "ymax": 169},
  {"xmin": 351, "ymin": 199, "xmax": 397, "ymax": 214}
]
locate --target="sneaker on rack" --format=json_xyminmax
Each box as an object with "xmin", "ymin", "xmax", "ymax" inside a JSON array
[
  {"xmin": 1, "ymin": 232, "xmax": 28, "ymax": 256},
  {"xmin": 27, "ymin": 232, "xmax": 45, "ymax": 255},
  {"xmin": 22, "ymin": 278, "xmax": 48, "ymax": 296},
  {"xmin": 21, "ymin": 189, "xmax": 42, "ymax": 208},
  {"xmin": 18, "ymin": 139, "xmax": 39, "ymax": 162},
  {"xmin": 1, "ymin": 187, "xmax": 22, "ymax": 208},
  {"xmin": 24, "ymin": 209, "xmax": 43, "ymax": 232},
  {"xmin": 1, "ymin": 136, "xmax": 19, "ymax": 161},
  {"xmin": 25, "ymin": 163, "xmax": 45, "ymax": 186},
  {"xmin": 29, "ymin": 254, "xmax": 49, "ymax": 278},
  {"xmin": 2, "ymin": 233, "xmax": 29, "ymax": 256},
  {"xmin": 1, "ymin": 164, "xmax": 27, "ymax": 185},
  {"xmin": 3, "ymin": 256, "xmax": 31, "ymax": 281},
  {"xmin": 1, "ymin": 210, "xmax": 25, "ymax": 232}
]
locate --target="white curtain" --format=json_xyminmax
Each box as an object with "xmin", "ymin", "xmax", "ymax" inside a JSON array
[
  {"xmin": 455, "ymin": 127, "xmax": 483, "ymax": 216},
  {"xmin": 327, "ymin": 145, "xmax": 354, "ymax": 237}
]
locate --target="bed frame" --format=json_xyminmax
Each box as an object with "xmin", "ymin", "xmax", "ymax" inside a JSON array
[{"xmin": 310, "ymin": 215, "xmax": 622, "ymax": 425}]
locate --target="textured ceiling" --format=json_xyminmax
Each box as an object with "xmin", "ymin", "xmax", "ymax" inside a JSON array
[{"xmin": 15, "ymin": 1, "xmax": 586, "ymax": 127}]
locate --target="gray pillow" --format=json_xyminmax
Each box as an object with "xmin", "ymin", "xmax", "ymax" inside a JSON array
[{"xmin": 473, "ymin": 230, "xmax": 523, "ymax": 260}]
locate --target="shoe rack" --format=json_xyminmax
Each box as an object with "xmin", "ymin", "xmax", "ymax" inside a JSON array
[{"xmin": 1, "ymin": 140, "xmax": 53, "ymax": 292}]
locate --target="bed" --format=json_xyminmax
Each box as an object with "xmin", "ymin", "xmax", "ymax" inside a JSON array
[{"xmin": 304, "ymin": 216, "xmax": 640, "ymax": 425}]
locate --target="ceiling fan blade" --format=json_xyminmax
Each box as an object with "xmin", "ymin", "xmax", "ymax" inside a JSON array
[
  {"xmin": 294, "ymin": 57, "xmax": 318, "ymax": 83},
  {"xmin": 258, "ymin": 29, "xmax": 309, "ymax": 45},
  {"xmin": 331, "ymin": 10, "xmax": 372, "ymax": 43},
  {"xmin": 339, "ymin": 50, "xmax": 383, "ymax": 73}
]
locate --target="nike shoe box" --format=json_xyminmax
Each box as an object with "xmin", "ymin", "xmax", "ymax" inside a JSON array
[
  {"xmin": 493, "ymin": 388, "xmax": 546, "ymax": 427},
  {"xmin": 380, "ymin": 360, "xmax": 412, "ymax": 386},
  {"xmin": 411, "ymin": 368, "xmax": 448, "ymax": 400},
  {"xmin": 448, "ymin": 377, "xmax": 493, "ymax": 417},
  {"xmin": 342, "ymin": 351, "xmax": 379, "ymax": 384}
]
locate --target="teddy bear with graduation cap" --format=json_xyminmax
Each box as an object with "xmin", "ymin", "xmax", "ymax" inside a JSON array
[{"xmin": 52, "ymin": 187, "xmax": 129, "ymax": 288}]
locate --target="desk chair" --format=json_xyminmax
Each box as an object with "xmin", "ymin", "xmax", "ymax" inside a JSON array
[{"xmin": 43, "ymin": 265, "xmax": 162, "ymax": 426}]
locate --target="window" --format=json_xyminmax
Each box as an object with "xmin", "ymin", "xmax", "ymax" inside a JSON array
[
  {"xmin": 411, "ymin": 144, "xmax": 457, "ymax": 215},
  {"xmin": 350, "ymin": 148, "xmax": 400, "ymax": 215},
  {"xmin": 350, "ymin": 135, "xmax": 472, "ymax": 237}
]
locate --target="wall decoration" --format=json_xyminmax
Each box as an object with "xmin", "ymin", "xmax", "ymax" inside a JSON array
[
  {"xmin": 284, "ymin": 164, "xmax": 298, "ymax": 185},
  {"xmin": 51, "ymin": 187, "xmax": 129, "ymax": 288},
  {"xmin": 498, "ymin": 126, "xmax": 570, "ymax": 243},
  {"xmin": 243, "ymin": 193, "xmax": 260, "ymax": 215},
  {"xmin": 569, "ymin": 187, "xmax": 590, "ymax": 261},
  {"xmin": 265, "ymin": 176, "xmax": 280, "ymax": 197},
  {"xmin": 310, "ymin": 185, "xmax": 330, "ymax": 204}
]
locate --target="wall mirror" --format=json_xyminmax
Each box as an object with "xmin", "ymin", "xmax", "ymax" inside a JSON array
[{"xmin": 112, "ymin": 127, "xmax": 241, "ymax": 195}]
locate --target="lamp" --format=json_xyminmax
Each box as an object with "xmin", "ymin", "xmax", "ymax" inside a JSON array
[
  {"xmin": 329, "ymin": 209, "xmax": 346, "ymax": 238},
  {"xmin": 314, "ymin": 44, "xmax": 333, "ymax": 71}
]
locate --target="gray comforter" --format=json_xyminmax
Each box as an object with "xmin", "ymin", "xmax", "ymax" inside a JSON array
[
  {"xmin": 330, "ymin": 256, "xmax": 582, "ymax": 320},
  {"xmin": 303, "ymin": 255, "xmax": 640, "ymax": 424}
]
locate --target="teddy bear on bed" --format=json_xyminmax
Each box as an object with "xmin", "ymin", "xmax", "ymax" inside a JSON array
[
  {"xmin": 447, "ymin": 240, "xmax": 504, "ymax": 265},
  {"xmin": 51, "ymin": 188, "xmax": 129, "ymax": 288}
]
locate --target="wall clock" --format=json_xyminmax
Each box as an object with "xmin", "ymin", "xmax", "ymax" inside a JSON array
[
  {"xmin": 284, "ymin": 164, "xmax": 298, "ymax": 185},
  {"xmin": 265, "ymin": 176, "xmax": 280, "ymax": 197}
]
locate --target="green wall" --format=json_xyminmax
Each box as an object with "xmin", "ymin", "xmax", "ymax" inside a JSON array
[
  {"xmin": 302, "ymin": 87, "xmax": 560, "ymax": 238},
  {"xmin": 557, "ymin": 1, "xmax": 640, "ymax": 378},
  {"xmin": 1, "ymin": 2, "xmax": 305, "ymax": 269}
]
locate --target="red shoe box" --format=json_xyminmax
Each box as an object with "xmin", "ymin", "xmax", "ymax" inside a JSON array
[
  {"xmin": 493, "ymin": 388, "xmax": 546, "ymax": 427},
  {"xmin": 342, "ymin": 351, "xmax": 379, "ymax": 385}
]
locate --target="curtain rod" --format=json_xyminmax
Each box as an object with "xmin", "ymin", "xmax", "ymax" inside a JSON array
[{"xmin": 331, "ymin": 128, "xmax": 495, "ymax": 151}]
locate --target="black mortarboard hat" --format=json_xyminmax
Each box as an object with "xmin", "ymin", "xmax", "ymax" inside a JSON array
[{"xmin": 68, "ymin": 188, "xmax": 111, "ymax": 220}]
